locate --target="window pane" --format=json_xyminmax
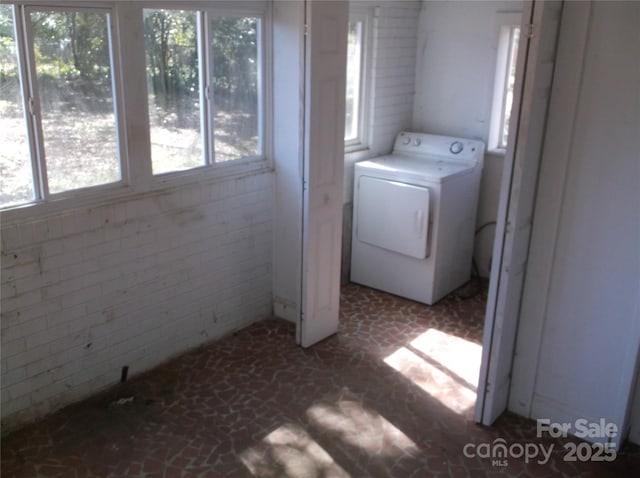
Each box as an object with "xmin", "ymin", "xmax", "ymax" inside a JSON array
[
  {"xmin": 211, "ymin": 16, "xmax": 259, "ymax": 162},
  {"xmin": 500, "ymin": 26, "xmax": 520, "ymax": 148},
  {"xmin": 144, "ymin": 9, "xmax": 202, "ymax": 174},
  {"xmin": 30, "ymin": 10, "xmax": 120, "ymax": 194},
  {"xmin": 345, "ymin": 21, "xmax": 362, "ymax": 142},
  {"xmin": 0, "ymin": 5, "xmax": 34, "ymax": 207}
]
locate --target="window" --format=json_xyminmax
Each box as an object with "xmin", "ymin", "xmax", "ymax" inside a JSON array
[
  {"xmin": 144, "ymin": 10, "xmax": 201, "ymax": 174},
  {"xmin": 0, "ymin": 3, "xmax": 267, "ymax": 210},
  {"xmin": 144, "ymin": 9, "xmax": 262, "ymax": 175},
  {"xmin": 489, "ymin": 23, "xmax": 521, "ymax": 151},
  {"xmin": 344, "ymin": 20, "xmax": 363, "ymax": 142},
  {"xmin": 344, "ymin": 11, "xmax": 370, "ymax": 151},
  {"xmin": 0, "ymin": 5, "xmax": 32, "ymax": 207},
  {"xmin": 0, "ymin": 4, "xmax": 122, "ymax": 208}
]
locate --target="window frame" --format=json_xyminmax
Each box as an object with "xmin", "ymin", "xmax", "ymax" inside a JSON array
[
  {"xmin": 0, "ymin": 0, "xmax": 271, "ymax": 213},
  {"xmin": 488, "ymin": 14, "xmax": 522, "ymax": 153},
  {"xmin": 6, "ymin": 3, "xmax": 128, "ymax": 205},
  {"xmin": 150, "ymin": 2, "xmax": 271, "ymax": 181},
  {"xmin": 143, "ymin": 4, "xmax": 268, "ymax": 177},
  {"xmin": 344, "ymin": 7, "xmax": 372, "ymax": 154}
]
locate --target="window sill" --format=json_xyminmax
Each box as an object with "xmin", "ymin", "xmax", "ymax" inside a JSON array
[
  {"xmin": 487, "ymin": 147, "xmax": 507, "ymax": 156},
  {"xmin": 1, "ymin": 159, "xmax": 273, "ymax": 226},
  {"xmin": 344, "ymin": 146, "xmax": 371, "ymax": 163},
  {"xmin": 151, "ymin": 157, "xmax": 271, "ymax": 189}
]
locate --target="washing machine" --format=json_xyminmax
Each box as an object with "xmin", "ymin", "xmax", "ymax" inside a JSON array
[{"xmin": 350, "ymin": 131, "xmax": 485, "ymax": 305}]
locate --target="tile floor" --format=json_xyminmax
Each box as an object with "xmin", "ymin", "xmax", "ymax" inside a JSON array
[{"xmin": 2, "ymin": 281, "xmax": 639, "ymax": 477}]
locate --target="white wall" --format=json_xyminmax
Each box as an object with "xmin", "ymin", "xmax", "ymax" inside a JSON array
[
  {"xmin": 412, "ymin": 0, "xmax": 522, "ymax": 277},
  {"xmin": 510, "ymin": 0, "xmax": 640, "ymax": 445},
  {"xmin": 342, "ymin": 0, "xmax": 421, "ymax": 282},
  {"xmin": 0, "ymin": 173, "xmax": 273, "ymax": 431},
  {"xmin": 272, "ymin": 1, "xmax": 305, "ymax": 322}
]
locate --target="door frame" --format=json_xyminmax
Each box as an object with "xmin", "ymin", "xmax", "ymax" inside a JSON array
[
  {"xmin": 506, "ymin": 0, "xmax": 591, "ymax": 420},
  {"xmin": 507, "ymin": 1, "xmax": 640, "ymax": 449},
  {"xmin": 475, "ymin": 0, "xmax": 564, "ymax": 425}
]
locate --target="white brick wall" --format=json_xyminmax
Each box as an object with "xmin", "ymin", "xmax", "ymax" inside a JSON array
[
  {"xmin": 368, "ymin": 1, "xmax": 421, "ymax": 156},
  {"xmin": 1, "ymin": 171, "xmax": 273, "ymax": 431}
]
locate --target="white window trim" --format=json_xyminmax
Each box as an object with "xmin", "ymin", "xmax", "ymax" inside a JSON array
[
  {"xmin": 488, "ymin": 12, "xmax": 522, "ymax": 154},
  {"xmin": 142, "ymin": 3, "xmax": 269, "ymax": 175},
  {"xmin": 0, "ymin": 0, "xmax": 272, "ymax": 215},
  {"xmin": 344, "ymin": 6, "xmax": 373, "ymax": 154},
  {"xmin": 10, "ymin": 3, "xmax": 128, "ymax": 203}
]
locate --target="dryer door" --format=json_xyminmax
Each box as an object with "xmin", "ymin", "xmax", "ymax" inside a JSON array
[{"xmin": 356, "ymin": 176, "xmax": 430, "ymax": 259}]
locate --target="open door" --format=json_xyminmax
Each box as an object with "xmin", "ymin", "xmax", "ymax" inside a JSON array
[
  {"xmin": 475, "ymin": 0, "xmax": 563, "ymax": 425},
  {"xmin": 298, "ymin": 1, "xmax": 348, "ymax": 347},
  {"xmin": 507, "ymin": 0, "xmax": 640, "ymax": 449}
]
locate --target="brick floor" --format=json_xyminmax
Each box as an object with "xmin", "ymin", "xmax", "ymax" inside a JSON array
[{"xmin": 2, "ymin": 281, "xmax": 639, "ymax": 477}]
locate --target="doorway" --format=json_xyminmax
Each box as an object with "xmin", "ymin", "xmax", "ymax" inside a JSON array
[{"xmin": 337, "ymin": 0, "xmax": 543, "ymax": 423}]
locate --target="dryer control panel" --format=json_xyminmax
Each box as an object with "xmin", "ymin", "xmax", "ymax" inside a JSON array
[{"xmin": 393, "ymin": 132, "xmax": 485, "ymax": 166}]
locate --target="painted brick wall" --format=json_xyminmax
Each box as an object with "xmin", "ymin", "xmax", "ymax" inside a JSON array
[
  {"xmin": 368, "ymin": 1, "xmax": 422, "ymax": 156},
  {"xmin": 1, "ymin": 171, "xmax": 273, "ymax": 431}
]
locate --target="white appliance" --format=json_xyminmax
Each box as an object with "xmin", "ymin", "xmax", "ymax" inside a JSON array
[{"xmin": 350, "ymin": 132, "xmax": 485, "ymax": 304}]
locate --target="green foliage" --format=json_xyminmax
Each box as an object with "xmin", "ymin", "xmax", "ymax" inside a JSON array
[
  {"xmin": 0, "ymin": 6, "xmax": 17, "ymax": 80},
  {"xmin": 211, "ymin": 17, "xmax": 257, "ymax": 104},
  {"xmin": 1, "ymin": 6, "xmax": 259, "ymax": 122},
  {"xmin": 0, "ymin": 5, "xmax": 20, "ymax": 113},
  {"xmin": 30, "ymin": 11, "xmax": 111, "ymax": 83},
  {"xmin": 0, "ymin": 5, "xmax": 12, "ymax": 35},
  {"xmin": 144, "ymin": 9, "xmax": 199, "ymax": 113},
  {"xmin": 143, "ymin": 10, "xmax": 258, "ymax": 118}
]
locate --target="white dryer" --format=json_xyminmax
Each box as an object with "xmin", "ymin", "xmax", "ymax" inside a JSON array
[{"xmin": 350, "ymin": 132, "xmax": 485, "ymax": 305}]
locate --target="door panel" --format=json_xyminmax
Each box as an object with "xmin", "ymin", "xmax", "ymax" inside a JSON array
[
  {"xmin": 512, "ymin": 0, "xmax": 640, "ymax": 449},
  {"xmin": 508, "ymin": 1, "xmax": 591, "ymax": 419},
  {"xmin": 475, "ymin": 0, "xmax": 563, "ymax": 425},
  {"xmin": 299, "ymin": 1, "xmax": 348, "ymax": 348}
]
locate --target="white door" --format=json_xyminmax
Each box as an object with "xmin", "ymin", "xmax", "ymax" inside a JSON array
[
  {"xmin": 299, "ymin": 1, "xmax": 348, "ymax": 348},
  {"xmin": 509, "ymin": 0, "xmax": 640, "ymax": 449},
  {"xmin": 475, "ymin": 0, "xmax": 563, "ymax": 425}
]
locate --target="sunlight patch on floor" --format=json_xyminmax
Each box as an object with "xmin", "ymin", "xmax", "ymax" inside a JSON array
[
  {"xmin": 239, "ymin": 423, "xmax": 350, "ymax": 478},
  {"xmin": 306, "ymin": 393, "xmax": 418, "ymax": 458},
  {"xmin": 384, "ymin": 328, "xmax": 482, "ymax": 414},
  {"xmin": 410, "ymin": 328, "xmax": 482, "ymax": 390}
]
